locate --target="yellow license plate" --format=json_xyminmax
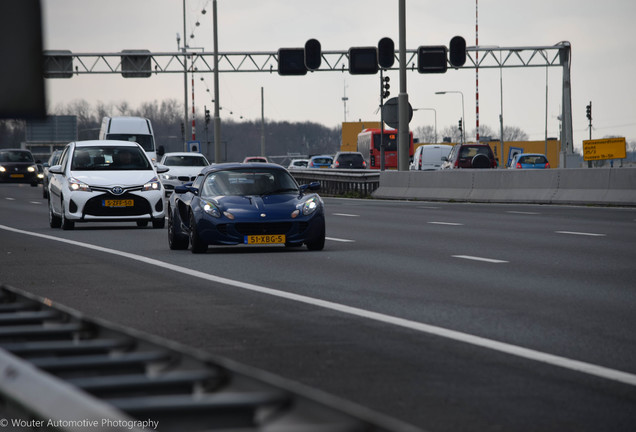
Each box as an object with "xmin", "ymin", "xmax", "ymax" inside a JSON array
[
  {"xmin": 244, "ymin": 234, "xmax": 286, "ymax": 245},
  {"xmin": 103, "ymin": 199, "xmax": 134, "ymax": 207},
  {"xmin": 10, "ymin": 174, "xmax": 24, "ymax": 178}
]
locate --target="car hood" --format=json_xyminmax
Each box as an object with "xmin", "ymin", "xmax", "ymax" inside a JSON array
[
  {"xmin": 0, "ymin": 161, "xmax": 35, "ymax": 168},
  {"xmin": 164, "ymin": 166, "xmax": 205, "ymax": 176},
  {"xmin": 71, "ymin": 170, "xmax": 158, "ymax": 186},
  {"xmin": 209, "ymin": 193, "xmax": 309, "ymax": 218}
]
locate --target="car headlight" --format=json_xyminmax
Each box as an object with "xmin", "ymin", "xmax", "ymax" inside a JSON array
[
  {"xmin": 0, "ymin": 166, "xmax": 5, "ymax": 173},
  {"xmin": 161, "ymin": 173, "xmax": 176, "ymax": 180},
  {"xmin": 201, "ymin": 200, "xmax": 221, "ymax": 218},
  {"xmin": 28, "ymin": 165, "xmax": 37, "ymax": 172},
  {"xmin": 68, "ymin": 177, "xmax": 91, "ymax": 192},
  {"xmin": 299, "ymin": 197, "xmax": 319, "ymax": 216},
  {"xmin": 143, "ymin": 176, "xmax": 162, "ymax": 191}
]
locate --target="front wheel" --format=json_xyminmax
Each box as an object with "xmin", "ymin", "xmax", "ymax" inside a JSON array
[
  {"xmin": 189, "ymin": 212, "xmax": 207, "ymax": 254},
  {"xmin": 306, "ymin": 222, "xmax": 325, "ymax": 251},
  {"xmin": 168, "ymin": 207, "xmax": 189, "ymax": 250}
]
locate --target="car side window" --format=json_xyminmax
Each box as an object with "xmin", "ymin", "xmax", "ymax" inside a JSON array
[{"xmin": 58, "ymin": 145, "xmax": 71, "ymax": 171}]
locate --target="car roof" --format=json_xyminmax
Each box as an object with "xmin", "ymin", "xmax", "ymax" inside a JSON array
[
  {"xmin": 199, "ymin": 162, "xmax": 286, "ymax": 175},
  {"xmin": 162, "ymin": 152, "xmax": 207, "ymax": 158},
  {"xmin": 73, "ymin": 140, "xmax": 141, "ymax": 148},
  {"xmin": 310, "ymin": 154, "xmax": 333, "ymax": 159}
]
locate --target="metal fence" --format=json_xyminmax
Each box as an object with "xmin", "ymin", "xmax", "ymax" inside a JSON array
[{"xmin": 290, "ymin": 169, "xmax": 381, "ymax": 197}]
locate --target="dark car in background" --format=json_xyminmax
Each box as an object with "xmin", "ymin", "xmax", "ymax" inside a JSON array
[
  {"xmin": 441, "ymin": 144, "xmax": 498, "ymax": 169},
  {"xmin": 42, "ymin": 149, "xmax": 63, "ymax": 198},
  {"xmin": 0, "ymin": 149, "xmax": 40, "ymax": 186},
  {"xmin": 331, "ymin": 151, "xmax": 366, "ymax": 169}
]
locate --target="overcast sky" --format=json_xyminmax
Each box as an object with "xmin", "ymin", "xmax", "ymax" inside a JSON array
[{"xmin": 41, "ymin": 0, "xmax": 636, "ymax": 150}]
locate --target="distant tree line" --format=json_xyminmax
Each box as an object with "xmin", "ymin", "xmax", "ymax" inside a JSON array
[{"xmin": 2, "ymin": 99, "xmax": 635, "ymax": 162}]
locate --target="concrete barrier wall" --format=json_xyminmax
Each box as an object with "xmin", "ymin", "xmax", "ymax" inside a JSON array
[{"xmin": 373, "ymin": 168, "xmax": 636, "ymax": 205}]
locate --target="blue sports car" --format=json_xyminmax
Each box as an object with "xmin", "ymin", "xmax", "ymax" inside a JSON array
[{"xmin": 167, "ymin": 163, "xmax": 325, "ymax": 253}]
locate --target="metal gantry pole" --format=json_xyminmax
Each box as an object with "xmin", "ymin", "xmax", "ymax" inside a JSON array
[
  {"xmin": 212, "ymin": 0, "xmax": 222, "ymax": 163},
  {"xmin": 397, "ymin": 0, "xmax": 410, "ymax": 171}
]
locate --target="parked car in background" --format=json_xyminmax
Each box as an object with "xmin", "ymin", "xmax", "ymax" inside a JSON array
[
  {"xmin": 159, "ymin": 152, "xmax": 210, "ymax": 196},
  {"xmin": 167, "ymin": 163, "xmax": 325, "ymax": 253},
  {"xmin": 508, "ymin": 153, "xmax": 550, "ymax": 169},
  {"xmin": 287, "ymin": 159, "xmax": 309, "ymax": 169},
  {"xmin": 308, "ymin": 155, "xmax": 333, "ymax": 169},
  {"xmin": 331, "ymin": 151, "xmax": 366, "ymax": 169},
  {"xmin": 47, "ymin": 140, "xmax": 169, "ymax": 230},
  {"xmin": 42, "ymin": 149, "xmax": 63, "ymax": 198},
  {"xmin": 410, "ymin": 144, "xmax": 453, "ymax": 171},
  {"xmin": 243, "ymin": 156, "xmax": 268, "ymax": 163},
  {"xmin": 441, "ymin": 144, "xmax": 497, "ymax": 169},
  {"xmin": 0, "ymin": 149, "xmax": 39, "ymax": 186}
]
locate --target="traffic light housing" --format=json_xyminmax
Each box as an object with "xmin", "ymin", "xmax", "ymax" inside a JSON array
[
  {"xmin": 449, "ymin": 36, "xmax": 466, "ymax": 67},
  {"xmin": 377, "ymin": 37, "xmax": 395, "ymax": 69},
  {"xmin": 348, "ymin": 47, "xmax": 379, "ymax": 75},
  {"xmin": 586, "ymin": 102, "xmax": 592, "ymax": 121},
  {"xmin": 304, "ymin": 39, "xmax": 321, "ymax": 71},
  {"xmin": 382, "ymin": 76, "xmax": 390, "ymax": 99},
  {"xmin": 205, "ymin": 109, "xmax": 211, "ymax": 124},
  {"xmin": 458, "ymin": 118, "xmax": 463, "ymax": 132},
  {"xmin": 277, "ymin": 48, "xmax": 307, "ymax": 76},
  {"xmin": 417, "ymin": 46, "xmax": 448, "ymax": 73}
]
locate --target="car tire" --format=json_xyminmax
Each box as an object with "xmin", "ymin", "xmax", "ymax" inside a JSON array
[
  {"xmin": 306, "ymin": 221, "xmax": 325, "ymax": 251},
  {"xmin": 168, "ymin": 206, "xmax": 189, "ymax": 250},
  {"xmin": 471, "ymin": 154, "xmax": 491, "ymax": 168},
  {"xmin": 60, "ymin": 199, "xmax": 74, "ymax": 230},
  {"xmin": 152, "ymin": 217, "xmax": 165, "ymax": 229},
  {"xmin": 48, "ymin": 198, "xmax": 61, "ymax": 228},
  {"xmin": 189, "ymin": 212, "xmax": 207, "ymax": 254}
]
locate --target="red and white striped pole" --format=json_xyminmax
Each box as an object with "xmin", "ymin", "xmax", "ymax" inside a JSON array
[{"xmin": 475, "ymin": 0, "xmax": 479, "ymax": 143}]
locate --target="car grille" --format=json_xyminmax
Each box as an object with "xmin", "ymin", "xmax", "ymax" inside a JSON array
[
  {"xmin": 235, "ymin": 222, "xmax": 292, "ymax": 235},
  {"xmin": 83, "ymin": 193, "xmax": 152, "ymax": 217},
  {"xmin": 177, "ymin": 175, "xmax": 196, "ymax": 182}
]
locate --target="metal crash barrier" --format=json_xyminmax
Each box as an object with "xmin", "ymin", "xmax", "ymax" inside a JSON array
[
  {"xmin": 290, "ymin": 169, "xmax": 381, "ymax": 197},
  {"xmin": 0, "ymin": 284, "xmax": 421, "ymax": 432}
]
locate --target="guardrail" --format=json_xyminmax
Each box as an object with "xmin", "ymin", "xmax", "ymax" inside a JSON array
[
  {"xmin": 290, "ymin": 169, "xmax": 381, "ymax": 197},
  {"xmin": 0, "ymin": 284, "xmax": 421, "ymax": 432}
]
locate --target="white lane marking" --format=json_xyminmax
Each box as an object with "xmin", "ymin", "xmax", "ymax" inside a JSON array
[
  {"xmin": 30, "ymin": 201, "xmax": 42, "ymax": 205},
  {"xmin": 333, "ymin": 213, "xmax": 360, "ymax": 217},
  {"xmin": 428, "ymin": 222, "xmax": 464, "ymax": 226},
  {"xmin": 5, "ymin": 198, "xmax": 15, "ymax": 201},
  {"xmin": 507, "ymin": 211, "xmax": 540, "ymax": 215},
  {"xmin": 555, "ymin": 231, "xmax": 606, "ymax": 237},
  {"xmin": 453, "ymin": 255, "xmax": 509, "ymax": 264},
  {"xmin": 2, "ymin": 223, "xmax": 635, "ymax": 387},
  {"xmin": 326, "ymin": 237, "xmax": 355, "ymax": 243}
]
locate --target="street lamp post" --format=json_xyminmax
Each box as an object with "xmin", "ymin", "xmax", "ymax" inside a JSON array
[
  {"xmin": 436, "ymin": 91, "xmax": 465, "ymax": 144},
  {"xmin": 413, "ymin": 108, "xmax": 437, "ymax": 143}
]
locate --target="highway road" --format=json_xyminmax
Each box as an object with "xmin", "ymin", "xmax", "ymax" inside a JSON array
[{"xmin": 1, "ymin": 182, "xmax": 635, "ymax": 432}]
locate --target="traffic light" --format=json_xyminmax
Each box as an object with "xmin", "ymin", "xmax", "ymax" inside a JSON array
[
  {"xmin": 449, "ymin": 36, "xmax": 466, "ymax": 67},
  {"xmin": 348, "ymin": 47, "xmax": 379, "ymax": 75},
  {"xmin": 304, "ymin": 38, "xmax": 321, "ymax": 71},
  {"xmin": 377, "ymin": 37, "xmax": 395, "ymax": 69},
  {"xmin": 382, "ymin": 76, "xmax": 390, "ymax": 99},
  {"xmin": 277, "ymin": 48, "xmax": 307, "ymax": 76},
  {"xmin": 205, "ymin": 108, "xmax": 210, "ymax": 124},
  {"xmin": 586, "ymin": 102, "xmax": 592, "ymax": 121},
  {"xmin": 458, "ymin": 119, "xmax": 463, "ymax": 132},
  {"xmin": 417, "ymin": 45, "xmax": 448, "ymax": 73}
]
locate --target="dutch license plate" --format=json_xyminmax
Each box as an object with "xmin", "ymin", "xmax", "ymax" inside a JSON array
[
  {"xmin": 10, "ymin": 174, "xmax": 24, "ymax": 178},
  {"xmin": 244, "ymin": 234, "xmax": 286, "ymax": 245},
  {"xmin": 103, "ymin": 199, "xmax": 134, "ymax": 208}
]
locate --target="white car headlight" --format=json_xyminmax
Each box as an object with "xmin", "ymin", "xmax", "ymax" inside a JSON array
[
  {"xmin": 300, "ymin": 197, "xmax": 319, "ymax": 216},
  {"xmin": 28, "ymin": 165, "xmax": 37, "ymax": 172},
  {"xmin": 201, "ymin": 200, "xmax": 221, "ymax": 218},
  {"xmin": 68, "ymin": 177, "xmax": 91, "ymax": 192},
  {"xmin": 0, "ymin": 166, "xmax": 6, "ymax": 173},
  {"xmin": 161, "ymin": 173, "xmax": 176, "ymax": 180},
  {"xmin": 143, "ymin": 176, "xmax": 162, "ymax": 191}
]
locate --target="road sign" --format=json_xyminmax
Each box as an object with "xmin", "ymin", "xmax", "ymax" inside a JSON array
[
  {"xmin": 582, "ymin": 137, "xmax": 626, "ymax": 161},
  {"xmin": 382, "ymin": 97, "xmax": 413, "ymax": 129}
]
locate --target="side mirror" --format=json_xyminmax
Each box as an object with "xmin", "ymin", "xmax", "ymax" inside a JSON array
[
  {"xmin": 442, "ymin": 156, "xmax": 449, "ymax": 162},
  {"xmin": 175, "ymin": 183, "xmax": 198, "ymax": 195},
  {"xmin": 49, "ymin": 165, "xmax": 63, "ymax": 174},
  {"xmin": 155, "ymin": 164, "xmax": 169, "ymax": 174}
]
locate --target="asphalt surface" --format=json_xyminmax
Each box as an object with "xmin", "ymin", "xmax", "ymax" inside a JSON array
[{"xmin": 1, "ymin": 182, "xmax": 635, "ymax": 432}]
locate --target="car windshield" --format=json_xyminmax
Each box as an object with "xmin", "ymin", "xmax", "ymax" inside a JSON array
[
  {"xmin": 338, "ymin": 154, "xmax": 363, "ymax": 164},
  {"xmin": 71, "ymin": 146, "xmax": 152, "ymax": 171},
  {"xmin": 312, "ymin": 157, "xmax": 332, "ymax": 164},
  {"xmin": 164, "ymin": 155, "xmax": 208, "ymax": 166},
  {"xmin": 0, "ymin": 150, "xmax": 34, "ymax": 163},
  {"xmin": 459, "ymin": 146, "xmax": 491, "ymax": 158},
  {"xmin": 519, "ymin": 155, "xmax": 547, "ymax": 164},
  {"xmin": 202, "ymin": 168, "xmax": 299, "ymax": 197}
]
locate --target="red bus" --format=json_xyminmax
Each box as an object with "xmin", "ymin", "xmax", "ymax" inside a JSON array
[{"xmin": 356, "ymin": 128, "xmax": 414, "ymax": 169}]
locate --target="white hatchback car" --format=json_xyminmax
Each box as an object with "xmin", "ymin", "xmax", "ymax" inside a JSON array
[
  {"xmin": 159, "ymin": 152, "xmax": 210, "ymax": 195},
  {"xmin": 47, "ymin": 140, "xmax": 169, "ymax": 230}
]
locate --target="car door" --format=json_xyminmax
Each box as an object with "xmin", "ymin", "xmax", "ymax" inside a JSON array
[{"xmin": 48, "ymin": 144, "xmax": 72, "ymax": 213}]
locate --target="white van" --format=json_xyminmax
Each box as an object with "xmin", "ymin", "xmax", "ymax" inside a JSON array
[
  {"xmin": 99, "ymin": 116, "xmax": 157, "ymax": 162},
  {"xmin": 410, "ymin": 144, "xmax": 453, "ymax": 171}
]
